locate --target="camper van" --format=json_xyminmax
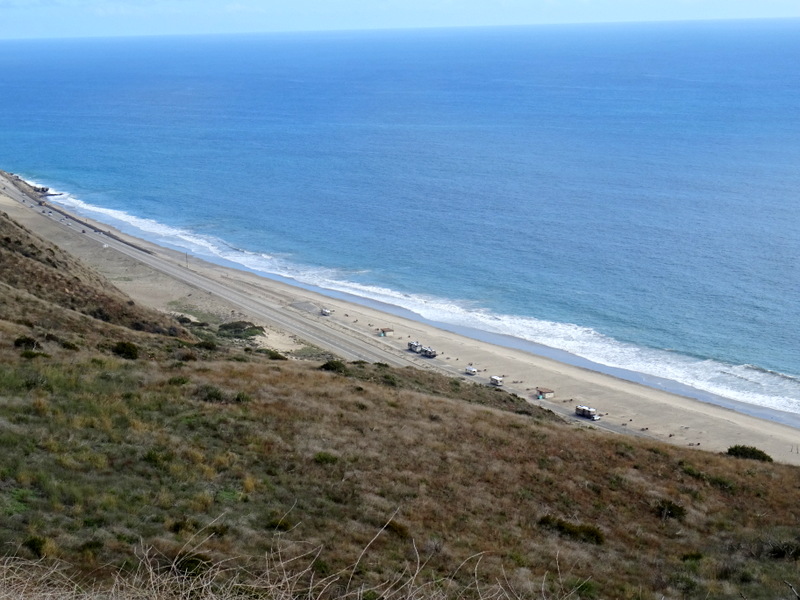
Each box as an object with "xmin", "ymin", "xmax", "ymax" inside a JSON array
[
  {"xmin": 489, "ymin": 375, "xmax": 504, "ymax": 386},
  {"xmin": 465, "ymin": 366, "xmax": 478, "ymax": 376},
  {"xmin": 575, "ymin": 405, "xmax": 601, "ymax": 421}
]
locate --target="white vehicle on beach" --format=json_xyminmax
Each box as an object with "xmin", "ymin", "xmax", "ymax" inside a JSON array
[
  {"xmin": 575, "ymin": 405, "xmax": 601, "ymax": 421},
  {"xmin": 489, "ymin": 375, "xmax": 503, "ymax": 386}
]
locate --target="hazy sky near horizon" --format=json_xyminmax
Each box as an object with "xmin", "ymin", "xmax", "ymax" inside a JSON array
[{"xmin": 1, "ymin": 0, "xmax": 799, "ymax": 39}]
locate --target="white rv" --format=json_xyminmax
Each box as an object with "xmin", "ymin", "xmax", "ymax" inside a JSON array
[{"xmin": 575, "ymin": 405, "xmax": 601, "ymax": 421}]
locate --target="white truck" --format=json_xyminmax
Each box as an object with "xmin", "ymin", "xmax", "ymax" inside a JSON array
[{"xmin": 575, "ymin": 405, "xmax": 601, "ymax": 421}]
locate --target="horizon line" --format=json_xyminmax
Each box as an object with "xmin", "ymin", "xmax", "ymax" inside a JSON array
[{"xmin": 1, "ymin": 15, "xmax": 798, "ymax": 43}]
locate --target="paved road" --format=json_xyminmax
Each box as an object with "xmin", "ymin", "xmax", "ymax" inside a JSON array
[{"xmin": 78, "ymin": 222, "xmax": 419, "ymax": 367}]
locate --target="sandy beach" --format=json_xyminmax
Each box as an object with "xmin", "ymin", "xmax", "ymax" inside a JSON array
[{"xmin": 3, "ymin": 170, "xmax": 799, "ymax": 465}]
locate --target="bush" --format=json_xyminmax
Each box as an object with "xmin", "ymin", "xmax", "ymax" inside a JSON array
[
  {"xmin": 233, "ymin": 391, "xmax": 251, "ymax": 403},
  {"xmin": 195, "ymin": 340, "xmax": 217, "ymax": 351},
  {"xmin": 23, "ymin": 536, "xmax": 54, "ymax": 558},
  {"xmin": 538, "ymin": 515, "xmax": 604, "ymax": 545},
  {"xmin": 256, "ymin": 348, "xmax": 288, "ymax": 360},
  {"xmin": 196, "ymin": 384, "xmax": 225, "ymax": 403},
  {"xmin": 319, "ymin": 360, "xmax": 348, "ymax": 375},
  {"xmin": 218, "ymin": 321, "xmax": 264, "ymax": 338},
  {"xmin": 112, "ymin": 341, "xmax": 139, "ymax": 360},
  {"xmin": 13, "ymin": 336, "xmax": 38, "ymax": 349},
  {"xmin": 654, "ymin": 499, "xmax": 686, "ymax": 521},
  {"xmin": 726, "ymin": 445, "xmax": 773, "ymax": 462},
  {"xmin": 314, "ymin": 451, "xmax": 339, "ymax": 465},
  {"xmin": 385, "ymin": 519, "xmax": 410, "ymax": 539}
]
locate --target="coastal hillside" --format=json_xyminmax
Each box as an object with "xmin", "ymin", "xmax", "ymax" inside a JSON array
[
  {"xmin": 0, "ymin": 206, "xmax": 186, "ymax": 339},
  {"xmin": 1, "ymin": 209, "xmax": 799, "ymax": 599}
]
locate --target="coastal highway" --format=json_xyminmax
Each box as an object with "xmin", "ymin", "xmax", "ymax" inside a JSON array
[
  {"xmin": 103, "ymin": 236, "xmax": 409, "ymax": 365},
  {"xmin": 63, "ymin": 217, "xmax": 415, "ymax": 367}
]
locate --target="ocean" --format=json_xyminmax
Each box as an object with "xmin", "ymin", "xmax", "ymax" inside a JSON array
[{"xmin": 1, "ymin": 19, "xmax": 798, "ymax": 420}]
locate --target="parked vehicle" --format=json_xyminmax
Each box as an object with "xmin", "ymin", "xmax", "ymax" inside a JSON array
[{"xmin": 575, "ymin": 405, "xmax": 601, "ymax": 421}]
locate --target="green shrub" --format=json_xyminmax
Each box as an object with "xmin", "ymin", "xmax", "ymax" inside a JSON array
[
  {"xmin": 681, "ymin": 551, "xmax": 703, "ymax": 562},
  {"xmin": 174, "ymin": 551, "xmax": 212, "ymax": 577},
  {"xmin": 233, "ymin": 391, "xmax": 251, "ymax": 403},
  {"xmin": 112, "ymin": 341, "xmax": 139, "ymax": 360},
  {"xmin": 195, "ymin": 340, "xmax": 217, "ymax": 351},
  {"xmin": 13, "ymin": 336, "xmax": 38, "ymax": 349},
  {"xmin": 256, "ymin": 348, "xmax": 288, "ymax": 360},
  {"xmin": 196, "ymin": 384, "xmax": 225, "ymax": 403},
  {"xmin": 385, "ymin": 519, "xmax": 410, "ymax": 539},
  {"xmin": 538, "ymin": 515, "xmax": 604, "ymax": 545},
  {"xmin": 709, "ymin": 475, "xmax": 736, "ymax": 493},
  {"xmin": 23, "ymin": 536, "xmax": 52, "ymax": 558},
  {"xmin": 314, "ymin": 451, "xmax": 339, "ymax": 465},
  {"xmin": 218, "ymin": 321, "xmax": 264, "ymax": 338},
  {"xmin": 726, "ymin": 445, "xmax": 773, "ymax": 462},
  {"xmin": 654, "ymin": 499, "xmax": 686, "ymax": 521},
  {"xmin": 266, "ymin": 516, "xmax": 294, "ymax": 531},
  {"xmin": 767, "ymin": 539, "xmax": 800, "ymax": 560},
  {"xmin": 319, "ymin": 360, "xmax": 348, "ymax": 375}
]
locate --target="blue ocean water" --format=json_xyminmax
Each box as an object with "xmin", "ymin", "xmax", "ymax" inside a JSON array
[{"xmin": 1, "ymin": 20, "xmax": 799, "ymax": 417}]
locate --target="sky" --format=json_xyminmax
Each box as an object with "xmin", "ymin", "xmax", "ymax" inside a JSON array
[{"xmin": 1, "ymin": 0, "xmax": 799, "ymax": 39}]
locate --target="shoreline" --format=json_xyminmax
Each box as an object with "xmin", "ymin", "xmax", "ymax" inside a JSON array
[
  {"xmin": 12, "ymin": 176, "xmax": 800, "ymax": 420},
  {"xmin": 3, "ymin": 169, "xmax": 800, "ymax": 465},
  {"xmin": 39, "ymin": 183, "xmax": 800, "ymax": 429}
]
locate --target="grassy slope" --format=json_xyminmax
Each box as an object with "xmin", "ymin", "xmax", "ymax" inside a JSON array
[{"xmin": 1, "ymin": 209, "xmax": 799, "ymax": 599}]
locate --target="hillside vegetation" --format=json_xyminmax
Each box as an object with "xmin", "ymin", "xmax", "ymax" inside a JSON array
[{"xmin": 1, "ymin": 208, "xmax": 799, "ymax": 599}]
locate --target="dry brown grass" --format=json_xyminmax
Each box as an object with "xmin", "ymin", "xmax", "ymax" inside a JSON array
[
  {"xmin": 0, "ymin": 210, "xmax": 188, "ymax": 337},
  {"xmin": 2, "ymin": 208, "xmax": 800, "ymax": 598},
  {"xmin": 3, "ymin": 346, "xmax": 800, "ymax": 597},
  {"xmin": 0, "ymin": 529, "xmax": 596, "ymax": 600}
]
